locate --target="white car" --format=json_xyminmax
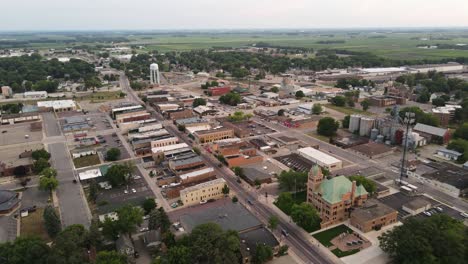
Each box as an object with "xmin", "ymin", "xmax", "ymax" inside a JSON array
[
  {"xmin": 199, "ymin": 200, "xmax": 207, "ymax": 204},
  {"xmin": 461, "ymin": 212, "xmax": 468, "ymax": 218},
  {"xmin": 423, "ymin": 211, "xmax": 431, "ymax": 217},
  {"xmin": 132, "ymin": 188, "xmax": 136, "ymax": 193},
  {"xmin": 124, "ymin": 190, "xmax": 128, "ymax": 194},
  {"xmin": 139, "ymin": 227, "xmax": 149, "ymax": 232}
]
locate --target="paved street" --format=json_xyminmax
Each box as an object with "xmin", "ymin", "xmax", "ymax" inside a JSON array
[
  {"xmin": 42, "ymin": 112, "xmax": 61, "ymax": 137},
  {"xmin": 48, "ymin": 142, "xmax": 90, "ymax": 228}
]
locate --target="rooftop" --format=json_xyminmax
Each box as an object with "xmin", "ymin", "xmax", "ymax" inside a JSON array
[
  {"xmin": 78, "ymin": 168, "xmax": 102, "ymax": 181},
  {"xmin": 239, "ymin": 228, "xmax": 279, "ymax": 257},
  {"xmin": 179, "ymin": 167, "xmax": 214, "ymax": 180},
  {"xmin": 180, "ymin": 202, "xmax": 262, "ymax": 233},
  {"xmin": 298, "ymin": 147, "xmax": 341, "ymax": 165},
  {"xmin": 351, "ymin": 199, "xmax": 397, "ymax": 223},
  {"xmin": 180, "ymin": 178, "xmax": 226, "ymax": 195},
  {"xmin": 413, "ymin": 123, "xmax": 448, "ymax": 137},
  {"xmin": 152, "ymin": 143, "xmax": 189, "ymax": 153},
  {"xmin": 423, "ymin": 162, "xmax": 468, "ymax": 190},
  {"xmin": 0, "ymin": 190, "xmax": 20, "ymax": 212},
  {"xmin": 175, "ymin": 117, "xmax": 207, "ymax": 125},
  {"xmin": 37, "ymin": 100, "xmax": 76, "ymax": 109},
  {"xmin": 403, "ymin": 197, "xmax": 431, "ymax": 210},
  {"xmin": 318, "ymin": 176, "xmax": 368, "ymax": 204}
]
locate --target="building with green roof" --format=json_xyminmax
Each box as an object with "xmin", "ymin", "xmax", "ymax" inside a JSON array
[{"xmin": 307, "ymin": 165, "xmax": 368, "ymax": 228}]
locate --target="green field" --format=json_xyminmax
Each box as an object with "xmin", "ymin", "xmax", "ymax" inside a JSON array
[
  {"xmin": 73, "ymin": 154, "xmax": 101, "ymax": 168},
  {"xmin": 313, "ymin": 224, "xmax": 354, "ymax": 247},
  {"xmin": 2, "ymin": 30, "xmax": 468, "ymax": 60}
]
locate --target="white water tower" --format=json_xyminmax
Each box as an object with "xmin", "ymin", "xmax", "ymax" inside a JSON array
[{"xmin": 150, "ymin": 63, "xmax": 160, "ymax": 85}]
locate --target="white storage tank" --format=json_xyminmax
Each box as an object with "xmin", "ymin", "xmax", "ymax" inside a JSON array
[
  {"xmin": 376, "ymin": 134, "xmax": 385, "ymax": 143},
  {"xmin": 359, "ymin": 117, "xmax": 375, "ymax": 137},
  {"xmin": 370, "ymin": 128, "xmax": 379, "ymax": 140},
  {"xmin": 349, "ymin": 115, "xmax": 361, "ymax": 133}
]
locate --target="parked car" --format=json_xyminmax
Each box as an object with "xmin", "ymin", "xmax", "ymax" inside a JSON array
[
  {"xmin": 435, "ymin": 206, "xmax": 443, "ymax": 212},
  {"xmin": 139, "ymin": 227, "xmax": 149, "ymax": 232},
  {"xmin": 199, "ymin": 200, "xmax": 207, "ymax": 204},
  {"xmin": 281, "ymin": 229, "xmax": 289, "ymax": 237},
  {"xmin": 171, "ymin": 203, "xmax": 178, "ymax": 208},
  {"xmin": 423, "ymin": 211, "xmax": 432, "ymax": 216},
  {"xmin": 460, "ymin": 212, "xmax": 468, "ymax": 218}
]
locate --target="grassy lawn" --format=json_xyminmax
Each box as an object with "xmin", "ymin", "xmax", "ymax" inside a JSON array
[
  {"xmin": 20, "ymin": 208, "xmax": 51, "ymax": 242},
  {"xmin": 73, "ymin": 154, "xmax": 101, "ymax": 168},
  {"xmin": 324, "ymin": 104, "xmax": 374, "ymax": 116},
  {"xmin": 332, "ymin": 248, "xmax": 360, "ymax": 258},
  {"xmin": 312, "ymin": 224, "xmax": 354, "ymax": 247}
]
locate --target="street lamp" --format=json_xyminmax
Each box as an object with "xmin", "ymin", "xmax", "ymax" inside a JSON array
[{"xmin": 399, "ymin": 112, "xmax": 415, "ymax": 184}]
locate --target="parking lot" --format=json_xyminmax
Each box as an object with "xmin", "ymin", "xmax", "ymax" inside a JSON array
[
  {"xmin": 0, "ymin": 123, "xmax": 43, "ymax": 146},
  {"xmin": 378, "ymin": 192, "xmax": 466, "ymax": 221},
  {"xmin": 95, "ymin": 173, "xmax": 154, "ymax": 215},
  {"xmin": 98, "ymin": 134, "xmax": 130, "ymax": 160},
  {"xmin": 234, "ymin": 121, "xmax": 276, "ymax": 136}
]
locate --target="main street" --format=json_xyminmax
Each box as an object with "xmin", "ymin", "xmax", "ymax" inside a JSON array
[{"xmin": 119, "ymin": 74, "xmax": 336, "ymax": 264}]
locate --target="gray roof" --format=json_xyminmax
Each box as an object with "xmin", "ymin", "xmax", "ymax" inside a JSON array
[
  {"xmin": 437, "ymin": 148, "xmax": 462, "ymax": 156},
  {"xmin": 170, "ymin": 155, "xmax": 203, "ymax": 167},
  {"xmin": 413, "ymin": 123, "xmax": 448, "ymax": 137},
  {"xmin": 242, "ymin": 167, "xmax": 272, "ymax": 182},
  {"xmin": 0, "ymin": 190, "xmax": 20, "ymax": 212},
  {"xmin": 239, "ymin": 227, "xmax": 279, "ymax": 256},
  {"xmin": 180, "ymin": 202, "xmax": 262, "ymax": 233}
]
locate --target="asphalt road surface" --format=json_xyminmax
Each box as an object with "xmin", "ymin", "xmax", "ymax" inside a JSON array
[
  {"xmin": 42, "ymin": 112, "xmax": 62, "ymax": 137},
  {"xmin": 48, "ymin": 142, "xmax": 90, "ymax": 228}
]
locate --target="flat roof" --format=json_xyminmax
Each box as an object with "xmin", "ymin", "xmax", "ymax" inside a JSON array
[
  {"xmin": 79, "ymin": 169, "xmax": 102, "ymax": 181},
  {"xmin": 298, "ymin": 147, "xmax": 341, "ymax": 165},
  {"xmin": 180, "ymin": 178, "xmax": 226, "ymax": 195},
  {"xmin": 179, "ymin": 167, "xmax": 214, "ymax": 180},
  {"xmin": 112, "ymin": 105, "xmax": 142, "ymax": 113},
  {"xmin": 180, "ymin": 202, "xmax": 262, "ymax": 233},
  {"xmin": 423, "ymin": 162, "xmax": 468, "ymax": 190},
  {"xmin": 351, "ymin": 199, "xmax": 397, "ymax": 223},
  {"xmin": 170, "ymin": 154, "xmax": 203, "ymax": 167},
  {"xmin": 152, "ymin": 143, "xmax": 189, "ymax": 153},
  {"xmin": 37, "ymin": 100, "xmax": 76, "ymax": 109}
]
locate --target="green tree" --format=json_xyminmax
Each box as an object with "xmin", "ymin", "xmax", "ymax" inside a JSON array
[
  {"xmin": 116, "ymin": 204, "xmax": 144, "ymax": 235},
  {"xmin": 360, "ymin": 99, "xmax": 370, "ymax": 111},
  {"xmin": 219, "ymin": 92, "xmax": 241, "ymax": 106},
  {"xmin": 331, "ymin": 96, "xmax": 346, "ymax": 107},
  {"xmin": 432, "ymin": 97, "xmax": 446, "ymax": 107},
  {"xmin": 148, "ymin": 207, "xmax": 171, "ymax": 232},
  {"xmin": 233, "ymin": 167, "xmax": 244, "ymax": 177},
  {"xmin": 278, "ymin": 109, "xmax": 285, "ymax": 116},
  {"xmin": 31, "ymin": 149, "xmax": 51, "ymax": 160},
  {"xmin": 454, "ymin": 123, "xmax": 468, "ymax": 140},
  {"xmin": 49, "ymin": 224, "xmax": 90, "ymax": 264},
  {"xmin": 312, "ymin": 104, "xmax": 323, "ymax": 115},
  {"xmin": 379, "ymin": 214, "xmax": 466, "ymax": 264},
  {"xmin": 40, "ymin": 167, "xmax": 57, "ymax": 178},
  {"xmin": 178, "ymin": 124, "xmax": 186, "ymax": 132},
  {"xmin": 33, "ymin": 158, "xmax": 50, "ymax": 174},
  {"xmin": 0, "ymin": 236, "xmax": 51, "ymax": 264},
  {"xmin": 39, "ymin": 175, "xmax": 58, "ymax": 192},
  {"xmin": 167, "ymin": 245, "xmax": 192, "ymax": 264},
  {"xmin": 348, "ymin": 175, "xmax": 377, "ymax": 194},
  {"xmin": 105, "ymin": 163, "xmax": 134, "ymax": 187},
  {"xmin": 106, "ymin": 147, "xmax": 121, "ymax": 161},
  {"xmin": 193, "ymin": 147, "xmax": 201, "ymax": 155},
  {"xmin": 101, "ymin": 217, "xmax": 120, "ymax": 241},
  {"xmin": 342, "ymin": 115, "xmax": 350, "ymax": 129},
  {"xmin": 268, "ymin": 216, "xmax": 279, "ymax": 230},
  {"xmin": 142, "ymin": 198, "xmax": 157, "ymax": 215},
  {"xmin": 295, "ymin": 90, "xmax": 305, "ymax": 98},
  {"xmin": 232, "ymin": 196, "xmax": 238, "ymax": 203},
  {"xmin": 317, "ymin": 117, "xmax": 340, "ymax": 137},
  {"xmin": 222, "ymin": 184, "xmax": 230, "ymax": 195},
  {"xmin": 252, "ymin": 244, "xmax": 273, "ymax": 264},
  {"xmin": 270, "ymin": 86, "xmax": 279, "ymax": 93},
  {"xmin": 88, "ymin": 179, "xmax": 99, "ymax": 203},
  {"xmin": 274, "ymin": 192, "xmax": 295, "ymax": 215},
  {"xmin": 278, "ymin": 245, "xmax": 289, "ymax": 256},
  {"xmin": 96, "ymin": 251, "xmax": 127, "ymax": 264},
  {"xmin": 43, "ymin": 205, "xmax": 62, "ymax": 238},
  {"xmin": 193, "ymin": 98, "xmax": 207, "ymax": 107},
  {"xmin": 290, "ymin": 203, "xmax": 321, "ymax": 232},
  {"xmin": 347, "ymin": 98, "xmax": 355, "ymax": 107},
  {"xmin": 278, "ymin": 170, "xmax": 308, "ymax": 191}
]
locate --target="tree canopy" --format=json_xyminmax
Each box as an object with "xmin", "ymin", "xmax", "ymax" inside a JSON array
[
  {"xmin": 193, "ymin": 98, "xmax": 207, "ymax": 107},
  {"xmin": 290, "ymin": 202, "xmax": 321, "ymax": 232},
  {"xmin": 379, "ymin": 214, "xmax": 467, "ymax": 264},
  {"xmin": 43, "ymin": 205, "xmax": 62, "ymax": 238},
  {"xmin": 32, "ymin": 149, "xmax": 51, "ymax": 161},
  {"xmin": 278, "ymin": 170, "xmax": 308, "ymax": 191},
  {"xmin": 317, "ymin": 117, "xmax": 340, "ymax": 137},
  {"xmin": 219, "ymin": 92, "xmax": 242, "ymax": 106},
  {"xmin": 105, "ymin": 148, "xmax": 121, "ymax": 161},
  {"xmin": 348, "ymin": 175, "xmax": 377, "ymax": 194},
  {"xmin": 104, "ymin": 163, "xmax": 134, "ymax": 186}
]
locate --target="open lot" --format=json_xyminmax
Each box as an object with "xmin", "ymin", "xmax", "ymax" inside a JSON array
[
  {"xmin": 0, "ymin": 123, "xmax": 43, "ymax": 146},
  {"xmin": 0, "ymin": 143, "xmax": 43, "ymax": 175},
  {"xmin": 232, "ymin": 121, "xmax": 277, "ymax": 136},
  {"xmin": 95, "ymin": 173, "xmax": 153, "ymax": 215},
  {"xmin": 20, "ymin": 207, "xmax": 51, "ymax": 242},
  {"xmin": 98, "ymin": 134, "xmax": 130, "ymax": 161},
  {"xmin": 73, "ymin": 154, "xmax": 101, "ymax": 169}
]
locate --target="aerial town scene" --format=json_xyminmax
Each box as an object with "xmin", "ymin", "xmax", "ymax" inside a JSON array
[{"xmin": 0, "ymin": 1, "xmax": 467, "ymax": 264}]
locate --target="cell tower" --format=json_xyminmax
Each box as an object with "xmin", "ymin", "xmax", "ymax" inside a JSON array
[{"xmin": 150, "ymin": 63, "xmax": 160, "ymax": 85}]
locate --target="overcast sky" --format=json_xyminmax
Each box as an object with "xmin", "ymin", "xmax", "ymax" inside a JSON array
[{"xmin": 2, "ymin": 0, "xmax": 468, "ymax": 31}]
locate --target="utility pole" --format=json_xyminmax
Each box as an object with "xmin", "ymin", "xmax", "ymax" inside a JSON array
[{"xmin": 399, "ymin": 112, "xmax": 415, "ymax": 185}]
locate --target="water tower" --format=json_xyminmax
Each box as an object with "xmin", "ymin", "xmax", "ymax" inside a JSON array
[{"xmin": 150, "ymin": 63, "xmax": 160, "ymax": 85}]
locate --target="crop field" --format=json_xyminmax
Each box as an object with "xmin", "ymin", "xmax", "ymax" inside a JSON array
[{"xmin": 2, "ymin": 30, "xmax": 468, "ymax": 60}]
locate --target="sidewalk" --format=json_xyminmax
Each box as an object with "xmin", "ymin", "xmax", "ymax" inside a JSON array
[{"xmin": 136, "ymin": 164, "xmax": 171, "ymax": 212}]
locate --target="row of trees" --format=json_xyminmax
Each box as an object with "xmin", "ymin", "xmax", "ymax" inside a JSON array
[{"xmin": 0, "ymin": 54, "xmax": 96, "ymax": 93}]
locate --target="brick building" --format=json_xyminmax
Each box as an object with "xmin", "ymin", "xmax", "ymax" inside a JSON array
[
  {"xmin": 350, "ymin": 199, "xmax": 398, "ymax": 232},
  {"xmin": 167, "ymin": 109, "xmax": 194, "ymax": 120},
  {"xmin": 212, "ymin": 141, "xmax": 263, "ymax": 168},
  {"xmin": 194, "ymin": 127, "xmax": 234, "ymax": 143},
  {"xmin": 209, "ymin": 86, "xmax": 231, "ymax": 96},
  {"xmin": 307, "ymin": 165, "xmax": 368, "ymax": 228}
]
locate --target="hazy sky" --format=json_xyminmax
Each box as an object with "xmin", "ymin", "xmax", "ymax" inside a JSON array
[{"xmin": 2, "ymin": 0, "xmax": 468, "ymax": 31}]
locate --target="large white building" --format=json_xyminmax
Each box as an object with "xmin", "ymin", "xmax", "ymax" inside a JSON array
[
  {"xmin": 180, "ymin": 178, "xmax": 226, "ymax": 206},
  {"xmin": 24, "ymin": 91, "xmax": 47, "ymax": 99},
  {"xmin": 37, "ymin": 100, "xmax": 77, "ymax": 112},
  {"xmin": 297, "ymin": 147, "xmax": 342, "ymax": 171}
]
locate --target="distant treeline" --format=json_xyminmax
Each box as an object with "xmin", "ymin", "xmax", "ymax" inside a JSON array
[
  {"xmin": 0, "ymin": 36, "xmax": 129, "ymax": 48},
  {"xmin": 316, "ymin": 40, "xmax": 346, "ymax": 44}
]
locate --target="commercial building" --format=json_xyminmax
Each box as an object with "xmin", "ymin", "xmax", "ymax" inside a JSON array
[
  {"xmin": 169, "ymin": 153, "xmax": 205, "ymax": 172},
  {"xmin": 24, "ymin": 91, "xmax": 47, "ymax": 99},
  {"xmin": 432, "ymin": 105, "xmax": 461, "ymax": 127},
  {"xmin": 307, "ymin": 165, "xmax": 368, "ymax": 228},
  {"xmin": 413, "ymin": 123, "xmax": 451, "ymax": 144},
  {"xmin": 174, "ymin": 117, "xmax": 210, "ymax": 128},
  {"xmin": 402, "ymin": 198, "xmax": 431, "ymax": 216},
  {"xmin": 407, "ymin": 62, "xmax": 464, "ymax": 74},
  {"xmin": 212, "ymin": 141, "xmax": 263, "ymax": 168},
  {"xmin": 297, "ymin": 147, "xmax": 342, "ymax": 171},
  {"xmin": 209, "ymin": 86, "xmax": 231, "ymax": 96},
  {"xmin": 0, "ymin": 112, "xmax": 41, "ymax": 125},
  {"xmin": 194, "ymin": 127, "xmax": 234, "ymax": 144},
  {"xmin": 180, "ymin": 178, "xmax": 226, "ymax": 206},
  {"xmin": 179, "ymin": 167, "xmax": 215, "ymax": 184},
  {"xmin": 167, "ymin": 109, "xmax": 193, "ymax": 120},
  {"xmin": 435, "ymin": 148, "xmax": 463, "ymax": 161},
  {"xmin": 419, "ymin": 162, "xmax": 468, "ymax": 198},
  {"xmin": 37, "ymin": 100, "xmax": 76, "ymax": 112},
  {"xmin": 111, "ymin": 105, "xmax": 143, "ymax": 119},
  {"xmin": 1, "ymin": 86, "xmax": 13, "ymax": 98},
  {"xmin": 0, "ymin": 190, "xmax": 20, "ymax": 214},
  {"xmin": 78, "ymin": 168, "xmax": 102, "ymax": 182},
  {"xmin": 71, "ymin": 148, "xmax": 97, "ymax": 159},
  {"xmin": 119, "ymin": 119, "xmax": 159, "ymax": 134},
  {"xmin": 115, "ymin": 110, "xmax": 151, "ymax": 124},
  {"xmin": 193, "ymin": 105, "xmax": 217, "ymax": 116},
  {"xmin": 150, "ymin": 136, "xmax": 179, "ymax": 148},
  {"xmin": 151, "ymin": 143, "xmax": 191, "ymax": 159},
  {"xmin": 350, "ymin": 199, "xmax": 398, "ymax": 232},
  {"xmin": 369, "ymin": 96, "xmax": 397, "ymax": 107}
]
